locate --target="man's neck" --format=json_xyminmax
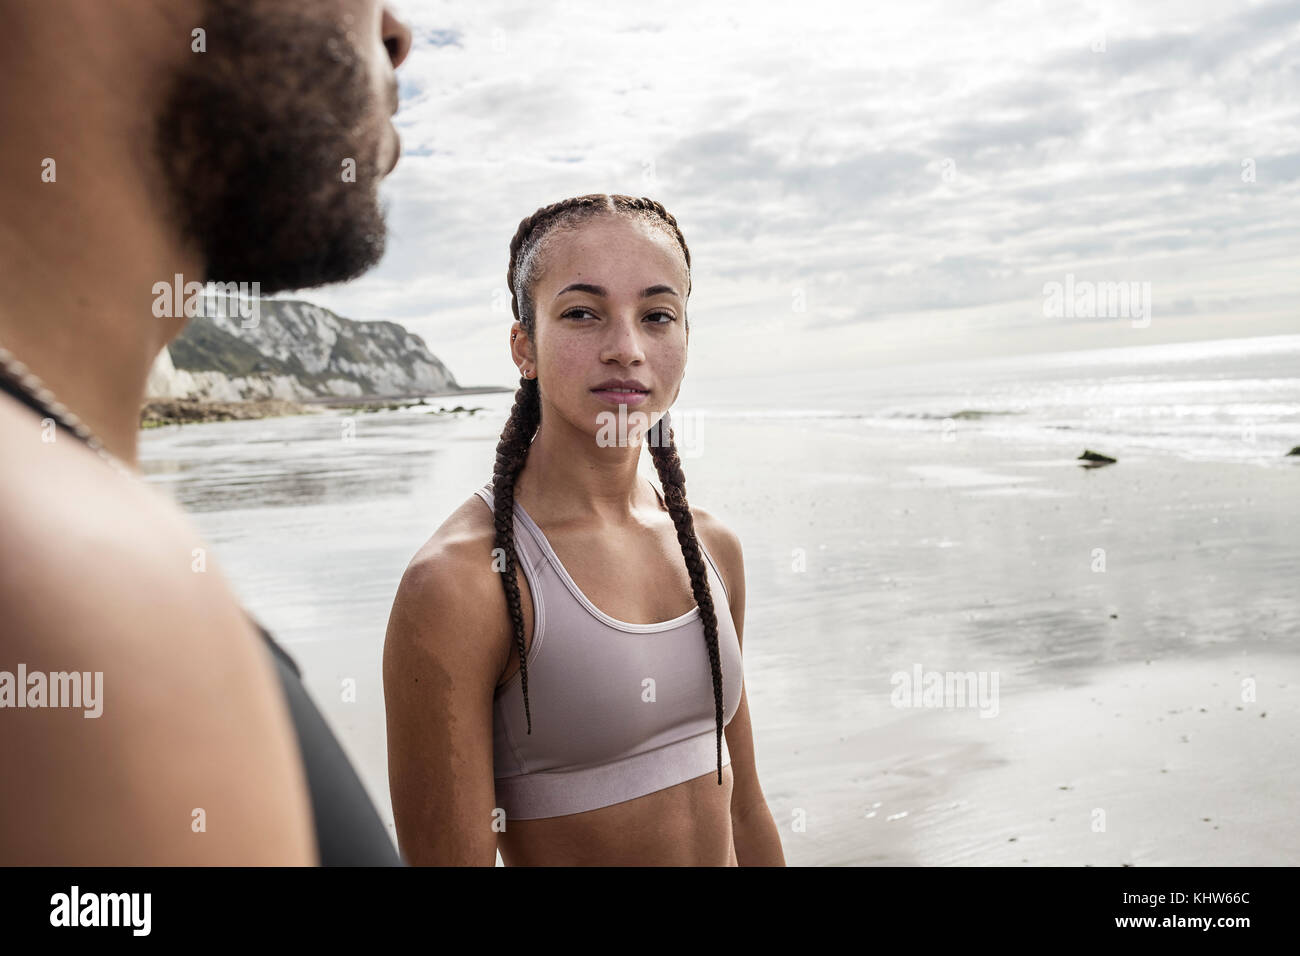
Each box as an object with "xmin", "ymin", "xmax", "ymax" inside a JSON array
[
  {"xmin": 0, "ymin": 209, "xmax": 195, "ymax": 469},
  {"xmin": 0, "ymin": 21, "xmax": 196, "ymax": 468}
]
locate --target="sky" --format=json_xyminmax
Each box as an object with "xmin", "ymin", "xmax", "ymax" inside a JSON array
[{"xmin": 298, "ymin": 0, "xmax": 1300, "ymax": 392}]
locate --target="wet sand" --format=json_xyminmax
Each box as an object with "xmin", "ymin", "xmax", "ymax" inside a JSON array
[
  {"xmin": 138, "ymin": 405, "xmax": 1300, "ymax": 865},
  {"xmin": 777, "ymin": 654, "xmax": 1299, "ymax": 866},
  {"xmin": 715, "ymin": 418, "xmax": 1298, "ymax": 865}
]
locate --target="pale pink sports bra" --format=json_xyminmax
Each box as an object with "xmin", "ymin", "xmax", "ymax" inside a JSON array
[{"xmin": 474, "ymin": 478, "xmax": 744, "ymax": 820}]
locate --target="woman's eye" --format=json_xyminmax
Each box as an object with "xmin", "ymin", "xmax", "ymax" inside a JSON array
[{"xmin": 562, "ymin": 308, "xmax": 676, "ymax": 324}]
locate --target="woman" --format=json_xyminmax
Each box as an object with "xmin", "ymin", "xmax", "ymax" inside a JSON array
[{"xmin": 384, "ymin": 194, "xmax": 785, "ymax": 866}]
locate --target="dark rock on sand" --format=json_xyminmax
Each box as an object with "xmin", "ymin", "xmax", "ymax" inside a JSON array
[
  {"xmin": 1078, "ymin": 449, "xmax": 1117, "ymax": 466},
  {"xmin": 140, "ymin": 399, "xmax": 311, "ymax": 427}
]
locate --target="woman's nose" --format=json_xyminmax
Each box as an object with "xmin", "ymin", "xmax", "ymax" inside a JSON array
[{"xmin": 603, "ymin": 320, "xmax": 648, "ymax": 365}]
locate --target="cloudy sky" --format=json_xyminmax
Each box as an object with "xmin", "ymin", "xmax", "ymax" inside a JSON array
[{"xmin": 302, "ymin": 0, "xmax": 1299, "ymax": 391}]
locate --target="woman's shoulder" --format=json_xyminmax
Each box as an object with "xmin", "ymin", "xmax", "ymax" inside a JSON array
[
  {"xmin": 687, "ymin": 504, "xmax": 744, "ymax": 604},
  {"xmin": 688, "ymin": 502, "xmax": 741, "ymax": 552},
  {"xmin": 386, "ymin": 487, "xmax": 513, "ymax": 659},
  {"xmin": 403, "ymin": 487, "xmax": 500, "ymax": 584}
]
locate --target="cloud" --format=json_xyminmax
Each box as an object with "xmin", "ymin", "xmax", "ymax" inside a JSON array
[{"xmin": 302, "ymin": 0, "xmax": 1300, "ymax": 383}]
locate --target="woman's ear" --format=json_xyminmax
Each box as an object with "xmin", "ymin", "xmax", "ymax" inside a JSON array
[{"xmin": 510, "ymin": 322, "xmax": 531, "ymax": 366}]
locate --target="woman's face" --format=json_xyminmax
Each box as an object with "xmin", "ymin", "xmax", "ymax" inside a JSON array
[{"xmin": 514, "ymin": 215, "xmax": 690, "ymax": 442}]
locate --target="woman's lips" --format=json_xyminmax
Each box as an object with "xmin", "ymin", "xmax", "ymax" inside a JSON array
[{"xmin": 591, "ymin": 388, "xmax": 650, "ymax": 406}]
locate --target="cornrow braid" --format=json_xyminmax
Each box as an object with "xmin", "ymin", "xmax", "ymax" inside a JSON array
[{"xmin": 490, "ymin": 193, "xmax": 726, "ymax": 785}]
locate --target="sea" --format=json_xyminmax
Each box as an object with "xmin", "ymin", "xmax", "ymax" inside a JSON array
[{"xmin": 683, "ymin": 332, "xmax": 1300, "ymax": 466}]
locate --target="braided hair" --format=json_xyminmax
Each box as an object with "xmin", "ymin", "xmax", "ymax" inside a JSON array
[{"xmin": 490, "ymin": 193, "xmax": 727, "ymax": 785}]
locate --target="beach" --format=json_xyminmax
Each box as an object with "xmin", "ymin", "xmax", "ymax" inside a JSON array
[
  {"xmin": 137, "ymin": 374, "xmax": 1299, "ymax": 865},
  {"xmin": 679, "ymin": 416, "xmax": 1299, "ymax": 866}
]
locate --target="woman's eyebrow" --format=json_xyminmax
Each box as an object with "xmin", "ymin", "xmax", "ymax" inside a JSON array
[{"xmin": 554, "ymin": 282, "xmax": 681, "ymax": 300}]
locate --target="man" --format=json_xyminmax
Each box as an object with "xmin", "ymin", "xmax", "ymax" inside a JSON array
[{"xmin": 0, "ymin": 0, "xmax": 413, "ymax": 864}]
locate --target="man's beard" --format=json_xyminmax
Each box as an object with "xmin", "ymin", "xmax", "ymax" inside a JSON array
[{"xmin": 154, "ymin": 0, "xmax": 390, "ymax": 295}]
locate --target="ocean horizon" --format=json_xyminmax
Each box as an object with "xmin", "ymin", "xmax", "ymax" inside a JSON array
[{"xmin": 676, "ymin": 332, "xmax": 1300, "ymax": 466}]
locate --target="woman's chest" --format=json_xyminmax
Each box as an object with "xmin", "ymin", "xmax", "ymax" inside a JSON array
[{"xmin": 545, "ymin": 521, "xmax": 719, "ymax": 626}]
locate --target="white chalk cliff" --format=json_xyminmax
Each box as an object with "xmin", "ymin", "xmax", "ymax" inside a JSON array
[{"xmin": 145, "ymin": 298, "xmax": 459, "ymax": 401}]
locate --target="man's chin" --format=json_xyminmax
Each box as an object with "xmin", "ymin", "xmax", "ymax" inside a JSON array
[
  {"xmin": 204, "ymin": 191, "xmax": 388, "ymax": 295},
  {"xmin": 155, "ymin": 1, "xmax": 392, "ymax": 296},
  {"xmin": 385, "ymin": 125, "xmax": 402, "ymax": 176}
]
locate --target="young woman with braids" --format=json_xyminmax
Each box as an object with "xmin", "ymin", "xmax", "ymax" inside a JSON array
[{"xmin": 384, "ymin": 194, "xmax": 785, "ymax": 866}]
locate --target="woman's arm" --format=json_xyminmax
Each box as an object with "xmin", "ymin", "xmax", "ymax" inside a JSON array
[
  {"xmin": 702, "ymin": 514, "xmax": 787, "ymax": 866},
  {"xmin": 383, "ymin": 542, "xmax": 504, "ymax": 866},
  {"xmin": 726, "ymin": 684, "xmax": 787, "ymax": 865}
]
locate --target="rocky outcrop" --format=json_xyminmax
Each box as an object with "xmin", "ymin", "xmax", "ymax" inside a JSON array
[{"xmin": 145, "ymin": 298, "xmax": 460, "ymax": 401}]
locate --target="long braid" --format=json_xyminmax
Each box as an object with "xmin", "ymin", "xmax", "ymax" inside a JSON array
[
  {"xmin": 491, "ymin": 194, "xmax": 724, "ymax": 787},
  {"xmin": 646, "ymin": 413, "xmax": 725, "ymax": 784},
  {"xmin": 489, "ymin": 373, "xmax": 540, "ymax": 732}
]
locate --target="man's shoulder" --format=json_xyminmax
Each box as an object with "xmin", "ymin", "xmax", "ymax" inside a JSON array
[
  {"xmin": 0, "ymin": 393, "xmax": 261, "ymax": 661},
  {"xmin": 0, "ymin": 394, "xmax": 321, "ymax": 864},
  {"xmin": 0, "ymin": 398, "xmax": 206, "ymax": 577}
]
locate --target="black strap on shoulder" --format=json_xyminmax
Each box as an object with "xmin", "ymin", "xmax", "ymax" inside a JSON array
[{"xmin": 0, "ymin": 371, "xmax": 86, "ymax": 444}]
